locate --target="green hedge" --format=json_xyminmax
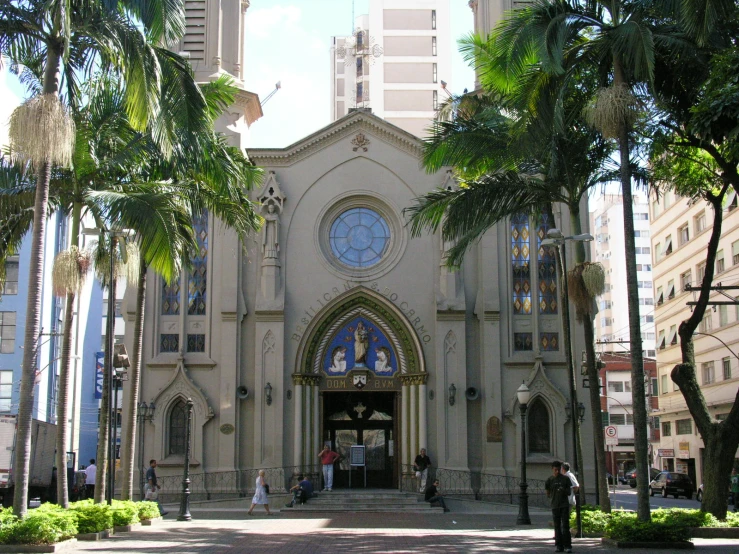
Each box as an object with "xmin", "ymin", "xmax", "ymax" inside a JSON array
[
  {"xmin": 0, "ymin": 506, "xmax": 77, "ymax": 546},
  {"xmin": 69, "ymin": 500, "xmax": 114, "ymax": 534},
  {"xmin": 110, "ymin": 500, "xmax": 140, "ymax": 527},
  {"xmin": 569, "ymin": 507, "xmax": 738, "ymax": 541},
  {"xmin": 137, "ymin": 501, "xmax": 161, "ymax": 521}
]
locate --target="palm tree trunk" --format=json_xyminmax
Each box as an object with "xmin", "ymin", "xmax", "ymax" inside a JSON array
[
  {"xmin": 95, "ymin": 238, "xmax": 117, "ymax": 503},
  {"xmin": 570, "ymin": 211, "xmax": 611, "ymax": 512},
  {"xmin": 121, "ymin": 262, "xmax": 146, "ymax": 500},
  {"xmin": 13, "ymin": 45, "xmax": 62, "ymax": 518},
  {"xmin": 55, "ymin": 203, "xmax": 82, "ymax": 508},
  {"xmin": 614, "ymin": 58, "xmax": 650, "ymax": 523}
]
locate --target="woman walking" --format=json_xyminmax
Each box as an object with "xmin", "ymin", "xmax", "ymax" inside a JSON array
[{"xmin": 247, "ymin": 470, "xmax": 274, "ymax": 516}]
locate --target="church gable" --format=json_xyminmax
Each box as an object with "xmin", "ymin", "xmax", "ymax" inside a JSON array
[{"xmin": 248, "ymin": 111, "xmax": 425, "ymax": 167}]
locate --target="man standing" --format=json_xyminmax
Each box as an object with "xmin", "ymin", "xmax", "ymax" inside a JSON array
[
  {"xmin": 546, "ymin": 460, "xmax": 572, "ymax": 553},
  {"xmin": 414, "ymin": 448, "xmax": 432, "ymax": 492},
  {"xmin": 562, "ymin": 462, "xmax": 580, "ymax": 509},
  {"xmin": 731, "ymin": 467, "xmax": 739, "ymax": 512},
  {"xmin": 317, "ymin": 445, "xmax": 340, "ymax": 491},
  {"xmin": 146, "ymin": 459, "xmax": 168, "ymax": 516},
  {"xmin": 84, "ymin": 459, "xmax": 96, "ymax": 498},
  {"xmin": 424, "ymin": 479, "xmax": 450, "ymax": 512}
]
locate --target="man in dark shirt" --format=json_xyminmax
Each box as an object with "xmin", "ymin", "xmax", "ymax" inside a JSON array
[
  {"xmin": 286, "ymin": 474, "xmax": 314, "ymax": 507},
  {"xmin": 545, "ymin": 460, "xmax": 572, "ymax": 553},
  {"xmin": 414, "ymin": 448, "xmax": 432, "ymax": 492},
  {"xmin": 145, "ymin": 459, "xmax": 168, "ymax": 516},
  {"xmin": 424, "ymin": 479, "xmax": 450, "ymax": 512}
]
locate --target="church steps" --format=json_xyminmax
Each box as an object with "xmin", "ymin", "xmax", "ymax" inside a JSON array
[{"xmin": 281, "ymin": 490, "xmax": 443, "ymax": 513}]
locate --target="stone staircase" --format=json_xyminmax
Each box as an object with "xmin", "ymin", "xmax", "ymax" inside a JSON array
[{"xmin": 282, "ymin": 488, "xmax": 444, "ymax": 514}]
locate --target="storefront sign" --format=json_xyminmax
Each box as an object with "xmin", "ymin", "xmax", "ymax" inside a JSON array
[
  {"xmin": 94, "ymin": 351, "xmax": 105, "ymax": 399},
  {"xmin": 658, "ymin": 449, "xmax": 674, "ymax": 457},
  {"xmin": 678, "ymin": 441, "xmax": 690, "ymax": 459}
]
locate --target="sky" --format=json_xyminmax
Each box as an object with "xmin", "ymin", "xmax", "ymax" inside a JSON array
[{"xmin": 0, "ymin": 1, "xmax": 475, "ymax": 150}]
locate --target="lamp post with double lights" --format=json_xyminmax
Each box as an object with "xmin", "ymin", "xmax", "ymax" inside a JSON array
[
  {"xmin": 541, "ymin": 228, "xmax": 593, "ymax": 538},
  {"xmin": 177, "ymin": 398, "xmax": 194, "ymax": 521},
  {"xmin": 137, "ymin": 401, "xmax": 155, "ymax": 500},
  {"xmin": 516, "ymin": 382, "xmax": 532, "ymax": 525}
]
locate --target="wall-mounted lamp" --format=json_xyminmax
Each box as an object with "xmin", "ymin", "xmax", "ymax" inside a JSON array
[
  {"xmin": 577, "ymin": 402, "xmax": 586, "ymax": 423},
  {"xmin": 265, "ymin": 382, "xmax": 273, "ymax": 406},
  {"xmin": 583, "ymin": 377, "xmax": 589, "ymax": 389},
  {"xmin": 448, "ymin": 383, "xmax": 456, "ymax": 406}
]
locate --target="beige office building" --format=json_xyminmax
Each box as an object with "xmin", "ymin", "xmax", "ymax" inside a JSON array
[
  {"xmin": 330, "ymin": 0, "xmax": 452, "ymax": 137},
  {"xmin": 650, "ymin": 188, "xmax": 739, "ymax": 486}
]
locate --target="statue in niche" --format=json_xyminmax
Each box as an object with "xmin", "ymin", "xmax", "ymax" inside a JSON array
[
  {"xmin": 328, "ymin": 346, "xmax": 347, "ymax": 373},
  {"xmin": 374, "ymin": 347, "xmax": 392, "ymax": 373},
  {"xmin": 487, "ymin": 416, "xmax": 502, "ymax": 443},
  {"xmin": 261, "ymin": 203, "xmax": 280, "ymax": 259},
  {"xmin": 354, "ymin": 321, "xmax": 368, "ymax": 366}
]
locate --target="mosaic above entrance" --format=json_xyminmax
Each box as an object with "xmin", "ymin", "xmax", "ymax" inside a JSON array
[{"xmin": 323, "ymin": 316, "xmax": 397, "ymax": 377}]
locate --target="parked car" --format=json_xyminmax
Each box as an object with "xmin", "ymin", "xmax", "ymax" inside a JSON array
[
  {"xmin": 628, "ymin": 467, "xmax": 661, "ymax": 488},
  {"xmin": 623, "ymin": 469, "xmax": 635, "ymax": 485},
  {"xmin": 649, "ymin": 472, "xmax": 694, "ymax": 499}
]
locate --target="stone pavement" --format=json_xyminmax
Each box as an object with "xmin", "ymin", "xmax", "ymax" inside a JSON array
[{"xmin": 71, "ymin": 511, "xmax": 739, "ymax": 553}]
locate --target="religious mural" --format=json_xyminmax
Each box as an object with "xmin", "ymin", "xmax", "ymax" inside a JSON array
[{"xmin": 324, "ymin": 317, "xmax": 397, "ymax": 377}]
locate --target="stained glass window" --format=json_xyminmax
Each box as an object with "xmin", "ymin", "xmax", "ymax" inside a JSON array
[
  {"xmin": 168, "ymin": 399, "xmax": 187, "ymax": 455},
  {"xmin": 160, "ymin": 334, "xmax": 179, "ymax": 353},
  {"xmin": 514, "ymin": 333, "xmax": 533, "ymax": 351},
  {"xmin": 187, "ymin": 334, "xmax": 205, "ymax": 352},
  {"xmin": 528, "ymin": 399, "xmax": 550, "ymax": 453},
  {"xmin": 330, "ymin": 208, "xmax": 390, "ymax": 268},
  {"xmin": 537, "ymin": 215, "xmax": 558, "ymax": 314},
  {"xmin": 540, "ymin": 332, "xmax": 559, "ymax": 351},
  {"xmin": 511, "ymin": 214, "xmax": 531, "ymax": 315},
  {"xmin": 161, "ymin": 277, "xmax": 180, "ymax": 315},
  {"xmin": 188, "ymin": 211, "xmax": 208, "ymax": 315}
]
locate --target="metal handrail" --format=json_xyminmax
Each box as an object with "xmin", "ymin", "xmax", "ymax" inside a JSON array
[{"xmin": 153, "ymin": 464, "xmax": 548, "ymax": 508}]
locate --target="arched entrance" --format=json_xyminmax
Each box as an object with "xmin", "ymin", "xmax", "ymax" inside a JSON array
[{"xmin": 292, "ymin": 287, "xmax": 427, "ymax": 488}]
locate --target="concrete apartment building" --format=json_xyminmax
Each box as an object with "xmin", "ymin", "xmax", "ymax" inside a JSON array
[
  {"xmin": 330, "ymin": 0, "xmax": 451, "ymax": 137},
  {"xmin": 590, "ymin": 194, "xmax": 656, "ymax": 358},
  {"xmin": 598, "ymin": 353, "xmax": 659, "ymax": 478},
  {"xmin": 650, "ymin": 187, "xmax": 739, "ymax": 486}
]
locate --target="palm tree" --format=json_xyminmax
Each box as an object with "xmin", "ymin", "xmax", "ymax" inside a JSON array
[
  {"xmin": 475, "ymin": 0, "xmax": 671, "ymax": 521},
  {"xmin": 0, "ymin": 0, "xmax": 201, "ymax": 516},
  {"xmin": 406, "ymin": 88, "xmax": 617, "ymax": 510}
]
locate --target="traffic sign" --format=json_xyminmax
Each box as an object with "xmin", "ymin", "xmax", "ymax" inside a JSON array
[
  {"xmin": 606, "ymin": 437, "xmax": 618, "ymax": 446},
  {"xmin": 605, "ymin": 425, "xmax": 618, "ymax": 438}
]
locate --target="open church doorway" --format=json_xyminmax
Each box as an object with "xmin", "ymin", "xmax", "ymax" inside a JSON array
[{"xmin": 323, "ymin": 391, "xmax": 398, "ymax": 489}]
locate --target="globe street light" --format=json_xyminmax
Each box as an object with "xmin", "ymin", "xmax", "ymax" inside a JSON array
[
  {"xmin": 542, "ymin": 228, "xmax": 593, "ymax": 538},
  {"xmin": 516, "ymin": 382, "xmax": 532, "ymax": 525}
]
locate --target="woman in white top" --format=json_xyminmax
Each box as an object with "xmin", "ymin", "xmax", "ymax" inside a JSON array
[{"xmin": 247, "ymin": 469, "xmax": 274, "ymax": 515}]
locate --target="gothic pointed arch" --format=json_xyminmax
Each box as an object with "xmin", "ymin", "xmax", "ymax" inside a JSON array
[
  {"xmin": 151, "ymin": 358, "xmax": 214, "ymax": 466},
  {"xmin": 295, "ymin": 286, "xmax": 426, "ymax": 376}
]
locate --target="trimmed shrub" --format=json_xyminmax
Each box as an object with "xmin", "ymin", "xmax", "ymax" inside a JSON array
[
  {"xmin": 70, "ymin": 502, "xmax": 114, "ymax": 534},
  {"xmin": 137, "ymin": 501, "xmax": 161, "ymax": 521},
  {"xmin": 606, "ymin": 511, "xmax": 691, "ymax": 542},
  {"xmin": 723, "ymin": 512, "xmax": 739, "ymax": 527},
  {"xmin": 110, "ymin": 500, "xmax": 140, "ymax": 526},
  {"xmin": 0, "ymin": 509, "xmax": 77, "ymax": 545},
  {"xmin": 570, "ymin": 507, "xmax": 610, "ymax": 536},
  {"xmin": 652, "ymin": 508, "xmax": 718, "ymax": 529}
]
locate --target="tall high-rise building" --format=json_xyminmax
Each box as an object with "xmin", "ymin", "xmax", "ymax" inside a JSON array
[
  {"xmin": 590, "ymin": 194, "xmax": 655, "ymax": 358},
  {"xmin": 330, "ymin": 0, "xmax": 451, "ymax": 137},
  {"xmin": 650, "ymin": 187, "xmax": 739, "ymax": 486}
]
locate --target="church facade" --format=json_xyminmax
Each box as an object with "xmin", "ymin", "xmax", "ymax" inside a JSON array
[{"xmin": 125, "ymin": 109, "xmax": 595, "ymax": 492}]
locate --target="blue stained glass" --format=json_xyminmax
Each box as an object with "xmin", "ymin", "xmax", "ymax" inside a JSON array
[
  {"xmin": 188, "ymin": 211, "xmax": 208, "ymax": 315},
  {"xmin": 330, "ymin": 208, "xmax": 391, "ymax": 268}
]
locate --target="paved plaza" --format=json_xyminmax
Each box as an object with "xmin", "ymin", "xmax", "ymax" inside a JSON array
[{"xmin": 71, "ymin": 511, "xmax": 739, "ymax": 553}]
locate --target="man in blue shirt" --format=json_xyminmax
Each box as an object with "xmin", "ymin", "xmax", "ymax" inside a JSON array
[
  {"xmin": 145, "ymin": 459, "xmax": 168, "ymax": 516},
  {"xmin": 285, "ymin": 474, "xmax": 314, "ymax": 507}
]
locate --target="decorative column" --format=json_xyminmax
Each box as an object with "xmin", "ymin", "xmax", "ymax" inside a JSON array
[
  {"xmin": 309, "ymin": 375, "xmax": 321, "ymax": 472},
  {"xmin": 409, "ymin": 380, "xmax": 417, "ymax": 461},
  {"xmin": 401, "ymin": 379, "xmax": 409, "ymax": 469},
  {"xmin": 419, "ymin": 381, "xmax": 427, "ymax": 451},
  {"xmin": 292, "ymin": 375, "xmax": 304, "ymax": 469},
  {"xmin": 400, "ymin": 373, "xmax": 428, "ymax": 465}
]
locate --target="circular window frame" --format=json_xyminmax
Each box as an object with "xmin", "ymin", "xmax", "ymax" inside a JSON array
[{"xmin": 315, "ymin": 192, "xmax": 407, "ymax": 281}]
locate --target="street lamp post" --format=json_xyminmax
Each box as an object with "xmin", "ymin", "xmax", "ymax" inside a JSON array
[
  {"xmin": 137, "ymin": 401, "xmax": 155, "ymax": 500},
  {"xmin": 542, "ymin": 228, "xmax": 593, "ymax": 539},
  {"xmin": 177, "ymin": 398, "xmax": 194, "ymax": 521},
  {"xmin": 516, "ymin": 382, "xmax": 532, "ymax": 525}
]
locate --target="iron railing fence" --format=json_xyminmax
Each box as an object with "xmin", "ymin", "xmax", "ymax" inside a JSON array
[
  {"xmin": 155, "ymin": 465, "xmax": 324, "ymax": 504},
  {"xmin": 400, "ymin": 465, "xmax": 549, "ymax": 508},
  {"xmin": 153, "ymin": 464, "xmax": 547, "ymax": 507}
]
